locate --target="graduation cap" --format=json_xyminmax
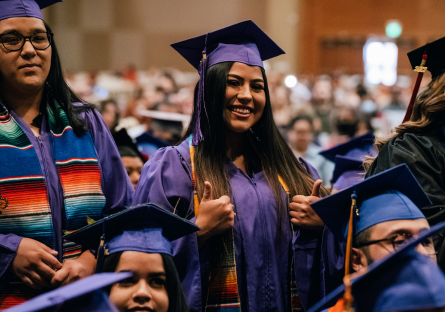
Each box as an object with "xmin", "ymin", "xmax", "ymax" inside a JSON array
[
  {"xmin": 311, "ymin": 164, "xmax": 429, "ymax": 246},
  {"xmin": 331, "ymin": 155, "xmax": 364, "ymax": 191},
  {"xmin": 403, "ymin": 37, "xmax": 445, "ymax": 122},
  {"xmin": 319, "ymin": 133, "xmax": 376, "ymax": 163},
  {"xmin": 0, "ymin": 0, "xmax": 62, "ymax": 21},
  {"xmin": 113, "ymin": 129, "xmax": 146, "ymax": 163},
  {"xmin": 308, "ymin": 221, "xmax": 445, "ymax": 312},
  {"xmin": 64, "ymin": 203, "xmax": 200, "ymax": 272},
  {"xmin": 135, "ymin": 132, "xmax": 168, "ymax": 158},
  {"xmin": 171, "ymin": 20, "xmax": 284, "ymax": 145},
  {"xmin": 4, "ymin": 272, "xmax": 132, "ymax": 312}
]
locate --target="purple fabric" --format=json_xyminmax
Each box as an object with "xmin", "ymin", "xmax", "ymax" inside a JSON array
[
  {"xmin": 332, "ymin": 170, "xmax": 364, "ymax": 191},
  {"xmin": 0, "ymin": 106, "xmax": 133, "ymax": 284},
  {"xmin": 208, "ymin": 42, "xmax": 264, "ymax": 68},
  {"xmin": 133, "ymin": 140, "xmax": 328, "ymax": 312},
  {"xmin": 0, "ymin": 0, "xmax": 62, "ymax": 21}
]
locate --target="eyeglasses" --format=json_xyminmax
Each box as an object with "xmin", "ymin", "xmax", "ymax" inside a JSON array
[
  {"xmin": 357, "ymin": 232, "xmax": 437, "ymax": 257},
  {"xmin": 0, "ymin": 31, "xmax": 53, "ymax": 51}
]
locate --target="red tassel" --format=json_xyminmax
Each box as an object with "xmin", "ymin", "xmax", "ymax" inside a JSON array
[{"xmin": 403, "ymin": 54, "xmax": 427, "ymax": 123}]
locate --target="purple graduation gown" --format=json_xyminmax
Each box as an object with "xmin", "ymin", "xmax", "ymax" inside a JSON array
[
  {"xmin": 133, "ymin": 139, "xmax": 336, "ymax": 311},
  {"xmin": 0, "ymin": 106, "xmax": 133, "ymax": 285}
]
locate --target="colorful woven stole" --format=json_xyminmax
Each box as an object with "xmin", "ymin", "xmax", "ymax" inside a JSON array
[
  {"xmin": 0, "ymin": 99, "xmax": 105, "ymax": 308},
  {"xmin": 189, "ymin": 135, "xmax": 302, "ymax": 311}
]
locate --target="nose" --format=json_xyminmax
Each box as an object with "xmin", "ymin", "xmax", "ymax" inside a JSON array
[
  {"xmin": 21, "ymin": 39, "xmax": 37, "ymax": 58},
  {"xmin": 130, "ymin": 171, "xmax": 140, "ymax": 189},
  {"xmin": 415, "ymin": 243, "xmax": 430, "ymax": 257},
  {"xmin": 132, "ymin": 280, "xmax": 152, "ymax": 304},
  {"xmin": 237, "ymin": 84, "xmax": 252, "ymax": 103}
]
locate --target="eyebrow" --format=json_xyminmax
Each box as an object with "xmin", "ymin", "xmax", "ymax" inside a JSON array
[
  {"xmin": 0, "ymin": 28, "xmax": 47, "ymax": 36},
  {"xmin": 387, "ymin": 227, "xmax": 430, "ymax": 237},
  {"xmin": 228, "ymin": 74, "xmax": 264, "ymax": 83}
]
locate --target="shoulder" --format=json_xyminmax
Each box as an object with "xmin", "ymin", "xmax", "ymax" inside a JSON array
[
  {"xmin": 143, "ymin": 139, "xmax": 191, "ymax": 175},
  {"xmin": 382, "ymin": 132, "xmax": 445, "ymax": 157}
]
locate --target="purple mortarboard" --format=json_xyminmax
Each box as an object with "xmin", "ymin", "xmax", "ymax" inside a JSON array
[
  {"xmin": 64, "ymin": 203, "xmax": 200, "ymax": 272},
  {"xmin": 308, "ymin": 221, "xmax": 445, "ymax": 312},
  {"xmin": 171, "ymin": 20, "xmax": 285, "ymax": 145},
  {"xmin": 0, "ymin": 0, "xmax": 62, "ymax": 22},
  {"xmin": 4, "ymin": 272, "xmax": 132, "ymax": 312},
  {"xmin": 319, "ymin": 133, "xmax": 376, "ymax": 163},
  {"xmin": 311, "ymin": 164, "xmax": 429, "ymax": 244},
  {"xmin": 331, "ymin": 155, "xmax": 364, "ymax": 191}
]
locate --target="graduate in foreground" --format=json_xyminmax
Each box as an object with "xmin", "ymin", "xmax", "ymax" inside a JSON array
[
  {"xmin": 133, "ymin": 20, "xmax": 332, "ymax": 311},
  {"xmin": 308, "ymin": 221, "xmax": 445, "ymax": 312},
  {"xmin": 310, "ymin": 164, "xmax": 435, "ymax": 299},
  {"xmin": 64, "ymin": 203, "xmax": 199, "ymax": 312}
]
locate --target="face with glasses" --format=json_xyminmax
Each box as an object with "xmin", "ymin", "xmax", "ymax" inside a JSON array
[
  {"xmin": 0, "ymin": 17, "xmax": 51, "ymax": 96},
  {"xmin": 352, "ymin": 218, "xmax": 433, "ymax": 272}
]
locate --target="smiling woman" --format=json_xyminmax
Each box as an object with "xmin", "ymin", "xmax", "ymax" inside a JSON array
[
  {"xmin": 0, "ymin": 0, "xmax": 133, "ymax": 308},
  {"xmin": 133, "ymin": 21, "xmax": 332, "ymax": 312}
]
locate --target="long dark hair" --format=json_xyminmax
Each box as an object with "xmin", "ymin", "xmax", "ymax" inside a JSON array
[
  {"xmin": 184, "ymin": 61, "xmax": 327, "ymax": 210},
  {"xmin": 44, "ymin": 22, "xmax": 95, "ymax": 134},
  {"xmin": 102, "ymin": 251, "xmax": 189, "ymax": 312}
]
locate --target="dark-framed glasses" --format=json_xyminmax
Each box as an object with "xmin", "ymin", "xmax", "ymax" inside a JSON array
[
  {"xmin": 357, "ymin": 232, "xmax": 437, "ymax": 257},
  {"xmin": 0, "ymin": 31, "xmax": 53, "ymax": 51}
]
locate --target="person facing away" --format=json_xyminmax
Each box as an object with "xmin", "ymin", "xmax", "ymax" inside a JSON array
[
  {"xmin": 65, "ymin": 203, "xmax": 196, "ymax": 312},
  {"xmin": 310, "ymin": 164, "xmax": 435, "ymax": 301},
  {"xmin": 288, "ymin": 115, "xmax": 334, "ymax": 187},
  {"xmin": 365, "ymin": 36, "xmax": 445, "ymax": 273},
  {"xmin": 133, "ymin": 20, "xmax": 333, "ymax": 312},
  {"xmin": 0, "ymin": 0, "xmax": 133, "ymax": 308}
]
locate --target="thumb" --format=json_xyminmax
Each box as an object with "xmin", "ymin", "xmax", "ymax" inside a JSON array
[
  {"xmin": 202, "ymin": 181, "xmax": 213, "ymax": 202},
  {"xmin": 311, "ymin": 179, "xmax": 323, "ymax": 197}
]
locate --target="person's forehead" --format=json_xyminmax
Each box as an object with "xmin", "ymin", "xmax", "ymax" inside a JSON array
[
  {"xmin": 117, "ymin": 251, "xmax": 164, "ymax": 271},
  {"xmin": 121, "ymin": 156, "xmax": 143, "ymax": 167},
  {"xmin": 293, "ymin": 119, "xmax": 312, "ymax": 130},
  {"xmin": 369, "ymin": 218, "xmax": 429, "ymax": 239},
  {"xmin": 228, "ymin": 62, "xmax": 263, "ymax": 78},
  {"xmin": 0, "ymin": 16, "xmax": 45, "ymax": 33}
]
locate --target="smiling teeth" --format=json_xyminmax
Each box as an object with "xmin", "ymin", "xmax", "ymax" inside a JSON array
[{"xmin": 233, "ymin": 108, "xmax": 250, "ymax": 114}]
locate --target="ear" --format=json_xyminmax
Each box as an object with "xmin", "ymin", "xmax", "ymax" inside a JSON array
[{"xmin": 352, "ymin": 247, "xmax": 368, "ymax": 273}]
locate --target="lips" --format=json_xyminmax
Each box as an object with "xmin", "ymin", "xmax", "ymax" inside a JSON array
[
  {"xmin": 228, "ymin": 105, "xmax": 253, "ymax": 116},
  {"xmin": 127, "ymin": 307, "xmax": 153, "ymax": 312},
  {"xmin": 18, "ymin": 64, "xmax": 41, "ymax": 69}
]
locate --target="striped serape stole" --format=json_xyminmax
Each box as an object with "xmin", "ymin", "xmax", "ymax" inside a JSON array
[
  {"xmin": 189, "ymin": 136, "xmax": 241, "ymax": 311},
  {"xmin": 0, "ymin": 99, "xmax": 105, "ymax": 308},
  {"xmin": 205, "ymin": 230, "xmax": 241, "ymax": 312},
  {"xmin": 278, "ymin": 176, "xmax": 303, "ymax": 312}
]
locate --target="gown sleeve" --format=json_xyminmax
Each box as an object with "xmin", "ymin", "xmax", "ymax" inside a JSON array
[
  {"xmin": 84, "ymin": 108, "xmax": 134, "ymax": 215},
  {"xmin": 0, "ymin": 234, "xmax": 23, "ymax": 281},
  {"xmin": 133, "ymin": 145, "xmax": 203, "ymax": 312}
]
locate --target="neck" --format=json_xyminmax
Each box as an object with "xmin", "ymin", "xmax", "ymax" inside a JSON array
[
  {"xmin": 0, "ymin": 86, "xmax": 44, "ymax": 127},
  {"xmin": 225, "ymin": 129, "xmax": 245, "ymax": 159}
]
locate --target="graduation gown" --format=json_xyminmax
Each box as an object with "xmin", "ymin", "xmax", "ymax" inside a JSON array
[
  {"xmin": 0, "ymin": 106, "xmax": 134, "ymax": 287},
  {"xmin": 365, "ymin": 128, "xmax": 445, "ymax": 271},
  {"xmin": 133, "ymin": 139, "xmax": 341, "ymax": 311}
]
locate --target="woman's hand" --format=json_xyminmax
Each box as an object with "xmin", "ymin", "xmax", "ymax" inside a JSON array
[
  {"xmin": 11, "ymin": 238, "xmax": 63, "ymax": 289},
  {"xmin": 195, "ymin": 181, "xmax": 235, "ymax": 248},
  {"xmin": 289, "ymin": 180, "xmax": 324, "ymax": 231},
  {"xmin": 50, "ymin": 250, "xmax": 96, "ymax": 288}
]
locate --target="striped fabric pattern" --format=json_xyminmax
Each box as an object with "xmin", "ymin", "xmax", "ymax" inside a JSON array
[
  {"xmin": 205, "ymin": 230, "xmax": 242, "ymax": 312},
  {"xmin": 0, "ymin": 100, "xmax": 105, "ymax": 306}
]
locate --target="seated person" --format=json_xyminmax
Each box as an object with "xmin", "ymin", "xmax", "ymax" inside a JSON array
[
  {"xmin": 308, "ymin": 164, "xmax": 434, "ymax": 298},
  {"xmin": 308, "ymin": 222, "xmax": 445, "ymax": 312},
  {"xmin": 3, "ymin": 272, "xmax": 132, "ymax": 312},
  {"xmin": 113, "ymin": 129, "xmax": 147, "ymax": 189},
  {"xmin": 64, "ymin": 203, "xmax": 199, "ymax": 312}
]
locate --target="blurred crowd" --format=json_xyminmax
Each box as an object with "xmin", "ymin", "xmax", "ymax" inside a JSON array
[{"xmin": 66, "ymin": 64, "xmax": 419, "ymax": 187}]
